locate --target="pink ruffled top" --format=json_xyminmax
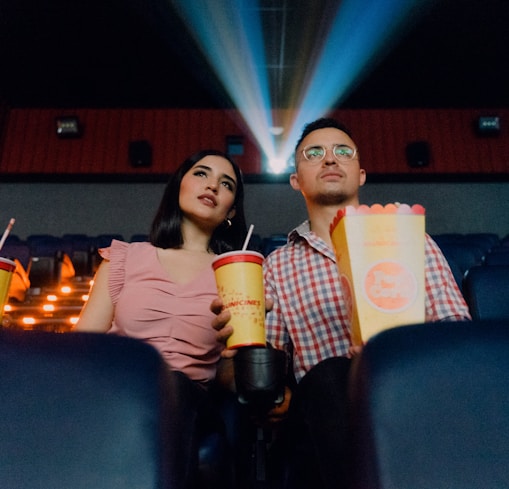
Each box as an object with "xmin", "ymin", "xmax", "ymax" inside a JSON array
[{"xmin": 100, "ymin": 240, "xmax": 222, "ymax": 385}]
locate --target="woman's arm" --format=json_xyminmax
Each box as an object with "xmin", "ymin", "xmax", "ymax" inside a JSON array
[{"xmin": 74, "ymin": 260, "xmax": 115, "ymax": 332}]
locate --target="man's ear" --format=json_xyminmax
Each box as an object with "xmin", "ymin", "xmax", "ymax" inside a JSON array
[
  {"xmin": 289, "ymin": 173, "xmax": 300, "ymax": 191},
  {"xmin": 359, "ymin": 169, "xmax": 367, "ymax": 187}
]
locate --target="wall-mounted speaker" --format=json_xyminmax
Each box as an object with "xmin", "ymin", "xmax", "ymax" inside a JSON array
[
  {"xmin": 475, "ymin": 116, "xmax": 500, "ymax": 137},
  {"xmin": 129, "ymin": 140, "xmax": 152, "ymax": 167},
  {"xmin": 405, "ymin": 141, "xmax": 430, "ymax": 168},
  {"xmin": 225, "ymin": 135, "xmax": 244, "ymax": 156}
]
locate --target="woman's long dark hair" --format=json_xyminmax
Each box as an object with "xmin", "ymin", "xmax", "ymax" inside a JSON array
[{"xmin": 149, "ymin": 149, "xmax": 247, "ymax": 254}]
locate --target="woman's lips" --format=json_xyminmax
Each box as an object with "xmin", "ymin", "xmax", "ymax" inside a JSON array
[{"xmin": 198, "ymin": 194, "xmax": 217, "ymax": 206}]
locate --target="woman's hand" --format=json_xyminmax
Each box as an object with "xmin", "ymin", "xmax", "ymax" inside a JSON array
[
  {"xmin": 211, "ymin": 297, "xmax": 275, "ymax": 359},
  {"xmin": 211, "ymin": 297, "xmax": 237, "ymax": 359}
]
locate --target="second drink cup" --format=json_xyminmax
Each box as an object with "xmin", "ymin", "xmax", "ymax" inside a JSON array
[
  {"xmin": 0, "ymin": 257, "xmax": 16, "ymax": 324},
  {"xmin": 212, "ymin": 250, "xmax": 266, "ymax": 349}
]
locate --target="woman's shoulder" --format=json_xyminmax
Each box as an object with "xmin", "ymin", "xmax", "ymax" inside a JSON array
[{"xmin": 99, "ymin": 239, "xmax": 155, "ymax": 261}]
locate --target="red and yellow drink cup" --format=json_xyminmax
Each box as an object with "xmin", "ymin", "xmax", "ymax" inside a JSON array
[
  {"xmin": 212, "ymin": 250, "xmax": 266, "ymax": 349},
  {"xmin": 0, "ymin": 257, "xmax": 16, "ymax": 324}
]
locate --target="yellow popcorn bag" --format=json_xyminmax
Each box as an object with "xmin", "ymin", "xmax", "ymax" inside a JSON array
[{"xmin": 330, "ymin": 203, "xmax": 426, "ymax": 345}]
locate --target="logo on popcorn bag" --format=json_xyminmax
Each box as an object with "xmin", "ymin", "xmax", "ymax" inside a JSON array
[{"xmin": 363, "ymin": 260, "xmax": 418, "ymax": 312}]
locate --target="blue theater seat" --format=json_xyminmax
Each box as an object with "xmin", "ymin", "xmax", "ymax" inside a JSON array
[
  {"xmin": 0, "ymin": 241, "xmax": 32, "ymax": 271},
  {"xmin": 62, "ymin": 234, "xmax": 97, "ymax": 277},
  {"xmin": 483, "ymin": 248, "xmax": 509, "ymax": 266},
  {"xmin": 464, "ymin": 233, "xmax": 500, "ymax": 254},
  {"xmin": 130, "ymin": 233, "xmax": 149, "ymax": 242},
  {"xmin": 262, "ymin": 234, "xmax": 288, "ymax": 256},
  {"xmin": 436, "ymin": 242, "xmax": 483, "ymax": 276},
  {"xmin": 94, "ymin": 234, "xmax": 125, "ymax": 248},
  {"xmin": 462, "ymin": 265, "xmax": 509, "ymax": 320},
  {"xmin": 0, "ymin": 329, "xmax": 226, "ymax": 489},
  {"xmin": 349, "ymin": 320, "xmax": 509, "ymax": 489}
]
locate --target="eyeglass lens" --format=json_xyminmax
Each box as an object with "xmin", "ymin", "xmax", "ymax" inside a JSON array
[{"xmin": 303, "ymin": 145, "xmax": 355, "ymax": 161}]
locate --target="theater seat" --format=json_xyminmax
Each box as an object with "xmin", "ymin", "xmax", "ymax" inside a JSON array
[
  {"xmin": 349, "ymin": 320, "xmax": 509, "ymax": 489},
  {"xmin": 462, "ymin": 265, "xmax": 509, "ymax": 320},
  {"xmin": 437, "ymin": 242, "xmax": 483, "ymax": 275},
  {"xmin": 0, "ymin": 329, "xmax": 186, "ymax": 489},
  {"xmin": 483, "ymin": 249, "xmax": 509, "ymax": 266}
]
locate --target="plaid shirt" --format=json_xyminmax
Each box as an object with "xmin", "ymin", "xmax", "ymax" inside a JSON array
[{"xmin": 264, "ymin": 220, "xmax": 471, "ymax": 382}]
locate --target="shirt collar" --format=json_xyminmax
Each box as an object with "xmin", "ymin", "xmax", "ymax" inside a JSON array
[{"xmin": 289, "ymin": 220, "xmax": 336, "ymax": 261}]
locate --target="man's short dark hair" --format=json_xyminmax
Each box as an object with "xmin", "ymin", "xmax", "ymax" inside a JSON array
[{"xmin": 294, "ymin": 118, "xmax": 353, "ymax": 155}]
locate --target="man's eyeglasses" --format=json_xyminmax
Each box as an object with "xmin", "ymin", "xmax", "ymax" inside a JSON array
[{"xmin": 301, "ymin": 144, "xmax": 358, "ymax": 163}]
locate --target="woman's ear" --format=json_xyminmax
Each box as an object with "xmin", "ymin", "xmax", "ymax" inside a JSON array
[{"xmin": 227, "ymin": 208, "xmax": 236, "ymax": 220}]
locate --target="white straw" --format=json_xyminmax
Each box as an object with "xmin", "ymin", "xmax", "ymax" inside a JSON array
[
  {"xmin": 241, "ymin": 224, "xmax": 254, "ymax": 251},
  {"xmin": 0, "ymin": 218, "xmax": 15, "ymax": 252}
]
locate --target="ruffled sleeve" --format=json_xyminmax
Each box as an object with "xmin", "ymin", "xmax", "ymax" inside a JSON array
[{"xmin": 98, "ymin": 239, "xmax": 128, "ymax": 305}]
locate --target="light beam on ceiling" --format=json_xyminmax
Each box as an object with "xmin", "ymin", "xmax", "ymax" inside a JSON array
[{"xmin": 169, "ymin": 0, "xmax": 431, "ymax": 173}]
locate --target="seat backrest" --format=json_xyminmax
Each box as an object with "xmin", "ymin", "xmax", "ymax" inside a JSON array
[
  {"xmin": 130, "ymin": 233, "xmax": 149, "ymax": 242},
  {"xmin": 1, "ymin": 241, "xmax": 32, "ymax": 271},
  {"xmin": 464, "ymin": 233, "xmax": 500, "ymax": 254},
  {"xmin": 94, "ymin": 234, "xmax": 125, "ymax": 248},
  {"xmin": 262, "ymin": 234, "xmax": 288, "ymax": 256},
  {"xmin": 349, "ymin": 320, "xmax": 509, "ymax": 489},
  {"xmin": 462, "ymin": 265, "xmax": 509, "ymax": 320},
  {"xmin": 0, "ymin": 329, "xmax": 180, "ymax": 489},
  {"xmin": 438, "ymin": 242, "xmax": 483, "ymax": 274},
  {"xmin": 483, "ymin": 250, "xmax": 509, "ymax": 266}
]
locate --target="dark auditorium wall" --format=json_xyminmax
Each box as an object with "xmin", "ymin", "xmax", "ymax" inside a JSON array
[
  {"xmin": 1, "ymin": 107, "xmax": 508, "ymax": 177},
  {"xmin": 0, "ymin": 108, "xmax": 261, "ymax": 176},
  {"xmin": 1, "ymin": 180, "xmax": 508, "ymax": 241},
  {"xmin": 1, "ymin": 107, "xmax": 508, "ymax": 240}
]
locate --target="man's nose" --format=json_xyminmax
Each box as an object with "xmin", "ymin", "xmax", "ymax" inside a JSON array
[{"xmin": 323, "ymin": 148, "xmax": 338, "ymax": 164}]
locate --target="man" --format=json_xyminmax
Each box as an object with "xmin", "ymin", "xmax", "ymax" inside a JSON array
[{"xmin": 214, "ymin": 117, "xmax": 470, "ymax": 488}]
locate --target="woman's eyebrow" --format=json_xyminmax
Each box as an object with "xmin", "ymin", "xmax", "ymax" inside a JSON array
[
  {"xmin": 221, "ymin": 173, "xmax": 237, "ymax": 187},
  {"xmin": 193, "ymin": 164, "xmax": 211, "ymax": 172}
]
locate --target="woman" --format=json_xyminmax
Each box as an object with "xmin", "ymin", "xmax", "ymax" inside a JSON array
[{"xmin": 76, "ymin": 149, "xmax": 247, "ymax": 488}]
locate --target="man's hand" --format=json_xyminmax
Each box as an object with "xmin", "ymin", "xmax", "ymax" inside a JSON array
[
  {"xmin": 347, "ymin": 344, "xmax": 363, "ymax": 358},
  {"xmin": 266, "ymin": 385, "xmax": 292, "ymax": 423}
]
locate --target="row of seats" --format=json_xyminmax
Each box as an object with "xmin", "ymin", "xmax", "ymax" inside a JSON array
[
  {"xmin": 1, "ymin": 231, "xmax": 282, "ymax": 294},
  {"xmin": 2, "ymin": 231, "xmax": 508, "ymax": 487},
  {"xmin": 2, "ymin": 233, "xmax": 128, "ymax": 278},
  {"xmin": 2, "ymin": 234, "xmax": 148, "ymax": 293},
  {"xmin": 432, "ymin": 232, "xmax": 509, "ymax": 270},
  {"xmin": 2, "ymin": 318, "xmax": 508, "ymax": 489},
  {"xmin": 2, "ymin": 231, "xmax": 281, "ymax": 274},
  {"xmin": 3, "ymin": 231, "xmax": 508, "ymax": 320},
  {"xmin": 431, "ymin": 232, "xmax": 509, "ymax": 287},
  {"xmin": 261, "ymin": 232, "xmax": 509, "ymax": 270}
]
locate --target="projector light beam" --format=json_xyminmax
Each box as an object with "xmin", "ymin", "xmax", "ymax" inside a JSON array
[{"xmin": 169, "ymin": 0, "xmax": 432, "ymax": 173}]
